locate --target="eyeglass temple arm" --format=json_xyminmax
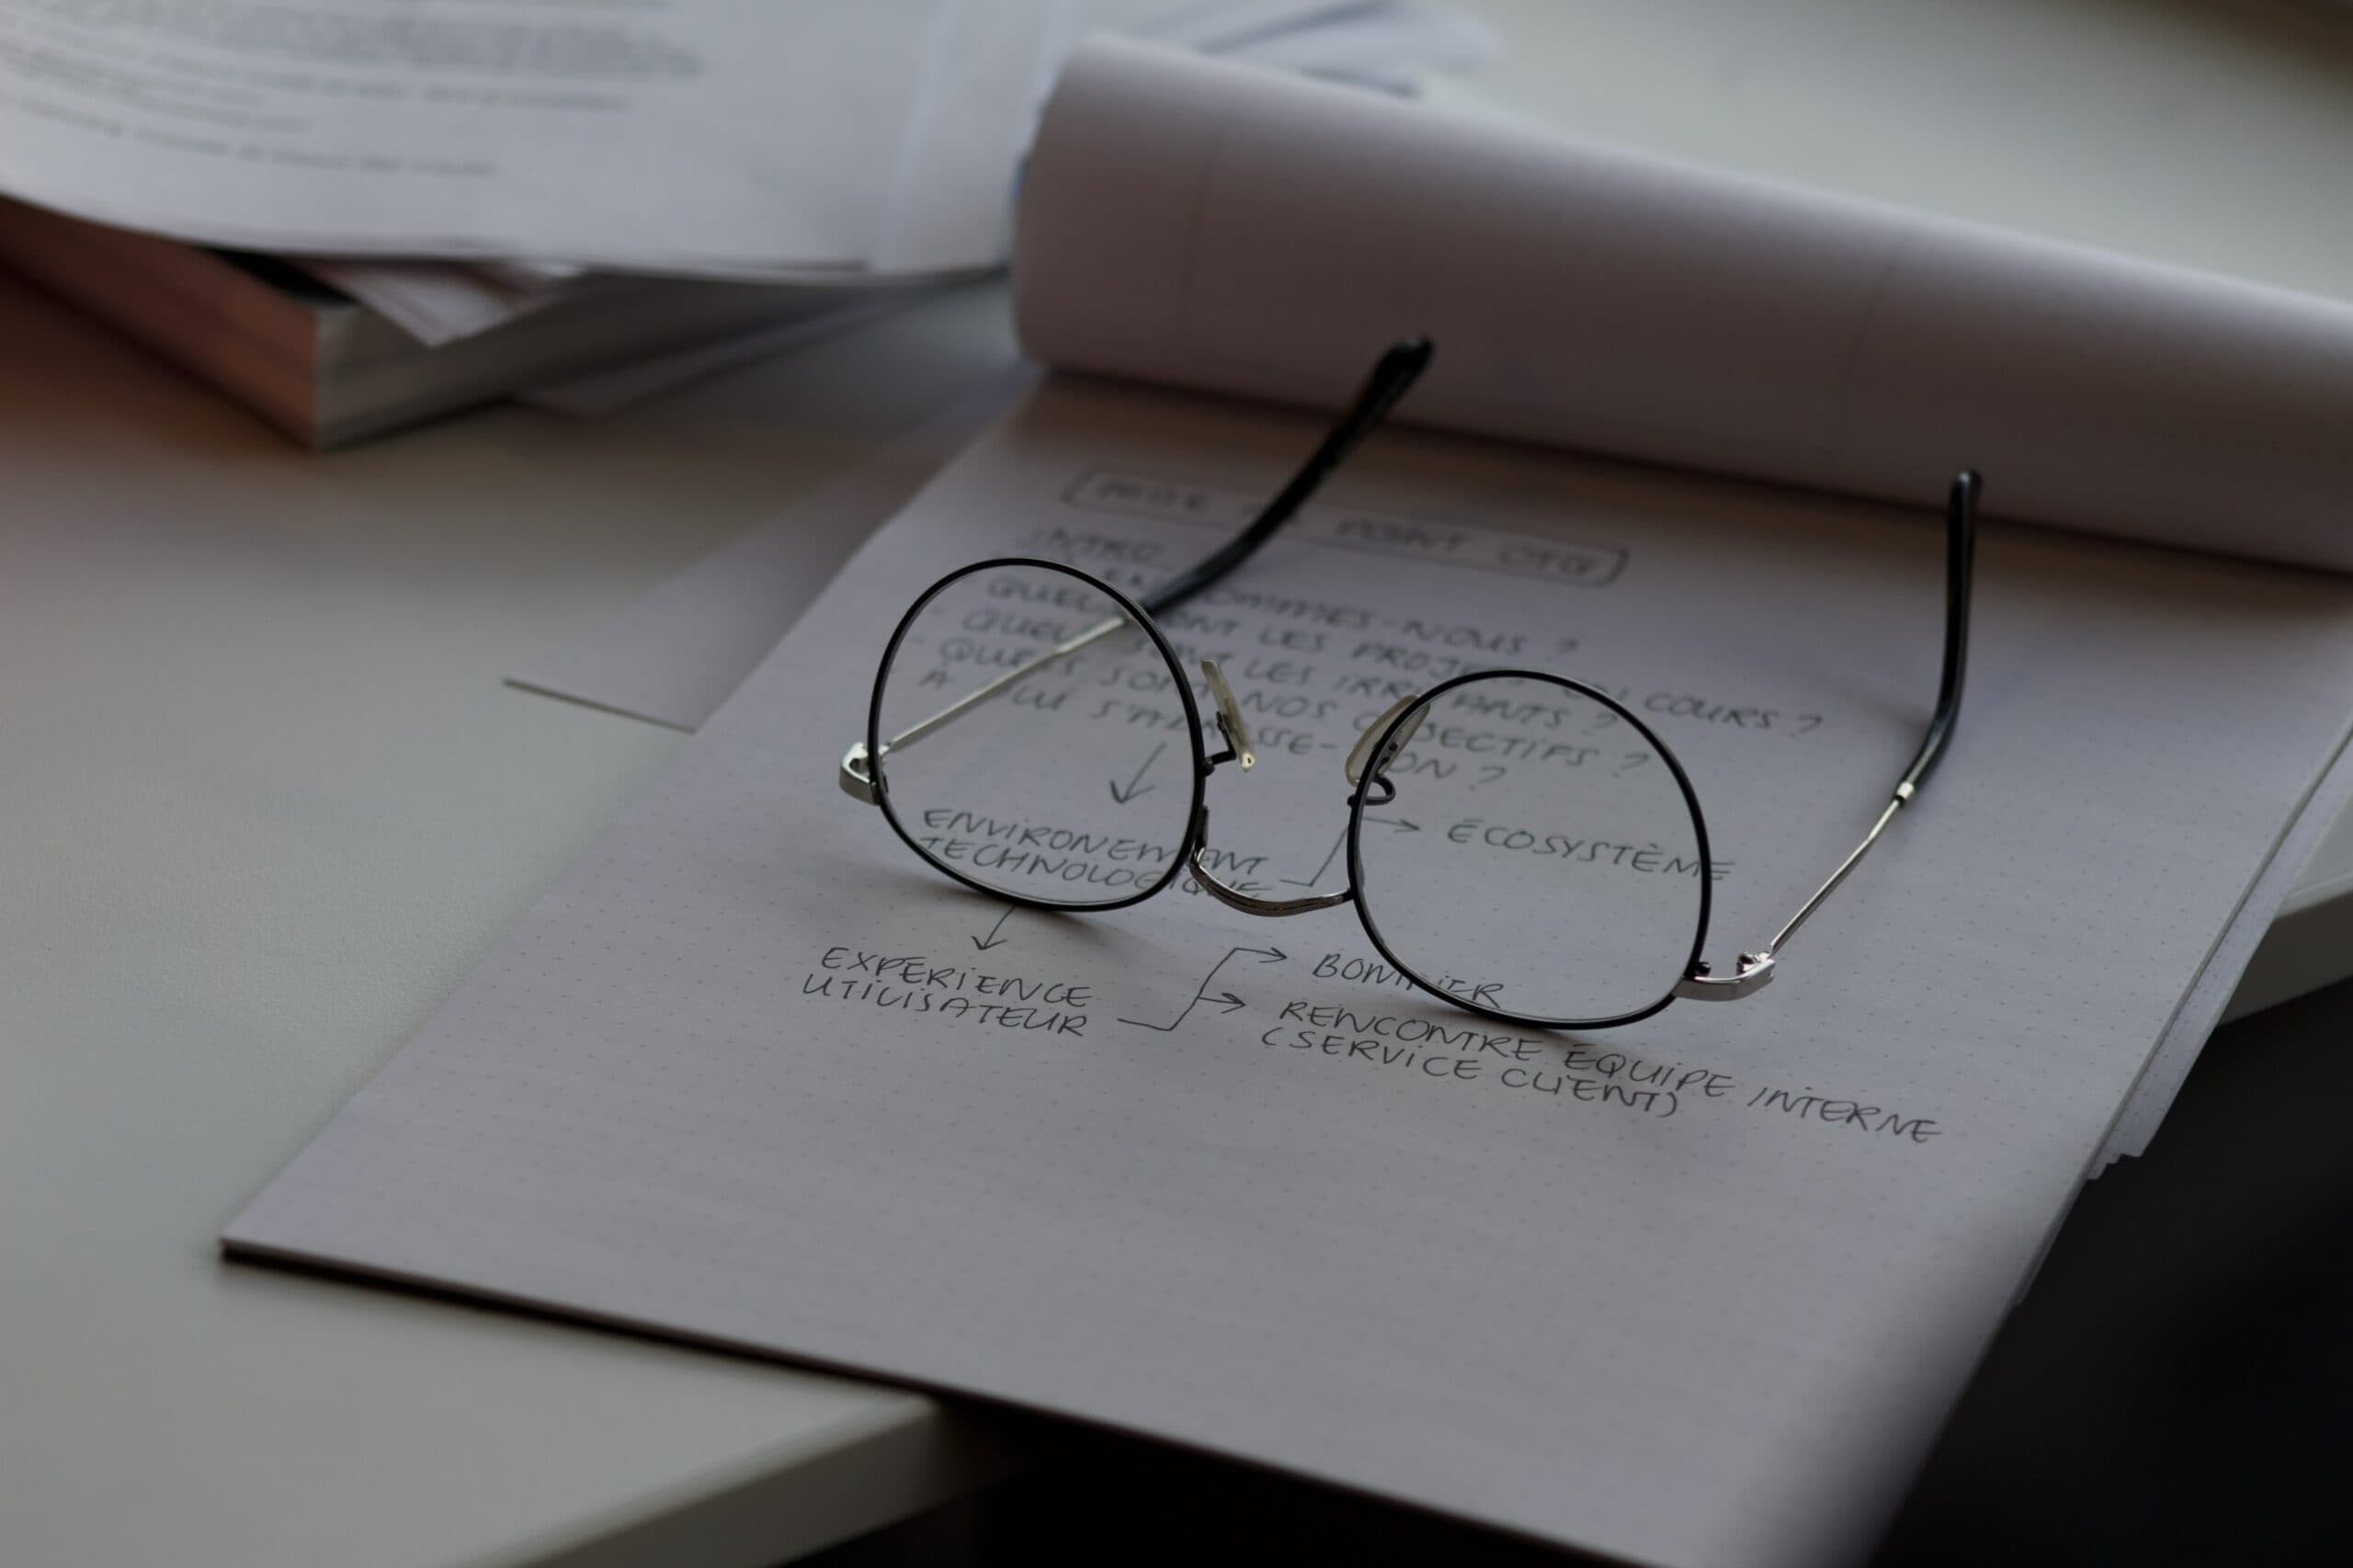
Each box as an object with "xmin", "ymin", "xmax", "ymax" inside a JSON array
[
  {"xmin": 1674, "ymin": 469, "xmax": 1980, "ymax": 1001},
  {"xmin": 842, "ymin": 339, "xmax": 1432, "ymax": 802},
  {"xmin": 1141, "ymin": 337, "xmax": 1434, "ymax": 618},
  {"xmin": 842, "ymin": 339, "xmax": 1434, "ymax": 803}
]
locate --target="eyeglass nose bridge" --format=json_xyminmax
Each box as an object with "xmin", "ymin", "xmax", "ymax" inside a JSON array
[
  {"xmin": 1184, "ymin": 666, "xmax": 1435, "ymax": 918},
  {"xmin": 1189, "ymin": 659, "xmax": 1351, "ymax": 916},
  {"xmin": 1188, "ymin": 811, "xmax": 1352, "ymax": 916}
]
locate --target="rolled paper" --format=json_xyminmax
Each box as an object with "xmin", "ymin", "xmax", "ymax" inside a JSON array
[{"xmin": 1017, "ymin": 39, "xmax": 2353, "ymax": 570}]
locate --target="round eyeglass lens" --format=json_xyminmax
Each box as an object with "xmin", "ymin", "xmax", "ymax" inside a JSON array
[
  {"xmin": 871, "ymin": 562, "xmax": 1199, "ymax": 909},
  {"xmin": 1350, "ymin": 672, "xmax": 1709, "ymax": 1026}
]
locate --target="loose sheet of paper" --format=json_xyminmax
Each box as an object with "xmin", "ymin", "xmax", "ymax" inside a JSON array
[
  {"xmin": 231, "ymin": 378, "xmax": 2353, "ymax": 1567},
  {"xmin": 0, "ymin": 5, "xmax": 1485, "ymax": 275},
  {"xmin": 0, "ymin": 0, "xmax": 939, "ymax": 268}
]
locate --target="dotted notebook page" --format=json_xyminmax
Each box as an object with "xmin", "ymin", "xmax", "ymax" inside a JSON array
[{"xmin": 231, "ymin": 378, "xmax": 2353, "ymax": 1568}]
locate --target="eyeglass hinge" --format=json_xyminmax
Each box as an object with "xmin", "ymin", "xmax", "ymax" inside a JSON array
[
  {"xmin": 840, "ymin": 743, "xmax": 879, "ymax": 804},
  {"xmin": 1672, "ymin": 950, "xmax": 1777, "ymax": 1001}
]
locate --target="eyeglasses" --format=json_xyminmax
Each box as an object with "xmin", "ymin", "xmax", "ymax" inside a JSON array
[{"xmin": 841, "ymin": 340, "xmax": 1980, "ymax": 1031}]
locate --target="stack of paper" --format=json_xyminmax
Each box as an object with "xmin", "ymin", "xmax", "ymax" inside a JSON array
[{"xmin": 0, "ymin": 2, "xmax": 1491, "ymax": 440}]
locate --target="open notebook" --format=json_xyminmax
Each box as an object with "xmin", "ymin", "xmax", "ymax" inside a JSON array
[{"xmin": 231, "ymin": 42, "xmax": 2353, "ymax": 1568}]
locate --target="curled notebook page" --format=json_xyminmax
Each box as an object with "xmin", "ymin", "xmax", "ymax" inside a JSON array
[{"xmin": 1016, "ymin": 39, "xmax": 2353, "ymax": 569}]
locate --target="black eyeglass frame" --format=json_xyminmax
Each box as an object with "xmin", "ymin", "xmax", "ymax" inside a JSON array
[
  {"xmin": 865, "ymin": 557, "xmax": 1211, "ymax": 916},
  {"xmin": 1342, "ymin": 667, "xmax": 1716, "ymax": 1029},
  {"xmin": 843, "ymin": 337, "xmax": 1980, "ymax": 1031}
]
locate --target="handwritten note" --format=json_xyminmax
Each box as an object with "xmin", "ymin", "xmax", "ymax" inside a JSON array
[{"xmin": 228, "ymin": 376, "xmax": 2353, "ymax": 1568}]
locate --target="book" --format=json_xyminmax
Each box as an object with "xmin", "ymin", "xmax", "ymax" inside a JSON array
[{"xmin": 0, "ymin": 199, "xmax": 892, "ymax": 447}]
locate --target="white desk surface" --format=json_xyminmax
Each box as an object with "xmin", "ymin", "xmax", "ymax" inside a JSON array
[
  {"xmin": 5, "ymin": 4, "xmax": 2348, "ymax": 1566},
  {"xmin": 0, "ymin": 282, "xmax": 1024, "ymax": 1568}
]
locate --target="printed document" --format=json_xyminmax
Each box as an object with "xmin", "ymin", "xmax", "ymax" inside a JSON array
[
  {"xmin": 0, "ymin": 1, "xmax": 939, "ymax": 268},
  {"xmin": 0, "ymin": 5, "xmax": 1479, "ymax": 273}
]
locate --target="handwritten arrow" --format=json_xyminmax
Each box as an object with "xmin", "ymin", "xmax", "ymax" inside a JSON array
[
  {"xmin": 1284, "ymin": 818, "xmax": 1415, "ymax": 889},
  {"xmin": 1108, "ymin": 741, "xmax": 1166, "ymax": 804},
  {"xmin": 1120, "ymin": 944, "xmax": 1284, "ymax": 1030},
  {"xmin": 1280, "ymin": 841, "xmax": 1338, "ymax": 889},
  {"xmin": 971, "ymin": 903, "xmax": 1015, "ymax": 951}
]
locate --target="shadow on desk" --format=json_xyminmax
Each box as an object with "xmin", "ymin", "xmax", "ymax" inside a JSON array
[
  {"xmin": 836, "ymin": 976, "xmax": 2353, "ymax": 1567},
  {"xmin": 1875, "ymin": 971, "xmax": 2353, "ymax": 1567}
]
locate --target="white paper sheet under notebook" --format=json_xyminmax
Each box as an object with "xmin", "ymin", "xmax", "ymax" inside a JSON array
[{"xmin": 232, "ymin": 374, "xmax": 2353, "ymax": 1567}]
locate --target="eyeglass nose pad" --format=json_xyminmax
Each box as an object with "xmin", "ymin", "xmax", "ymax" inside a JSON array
[
  {"xmin": 1344, "ymin": 690, "xmax": 1428, "ymax": 788},
  {"xmin": 1200, "ymin": 659, "xmax": 1256, "ymax": 770}
]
